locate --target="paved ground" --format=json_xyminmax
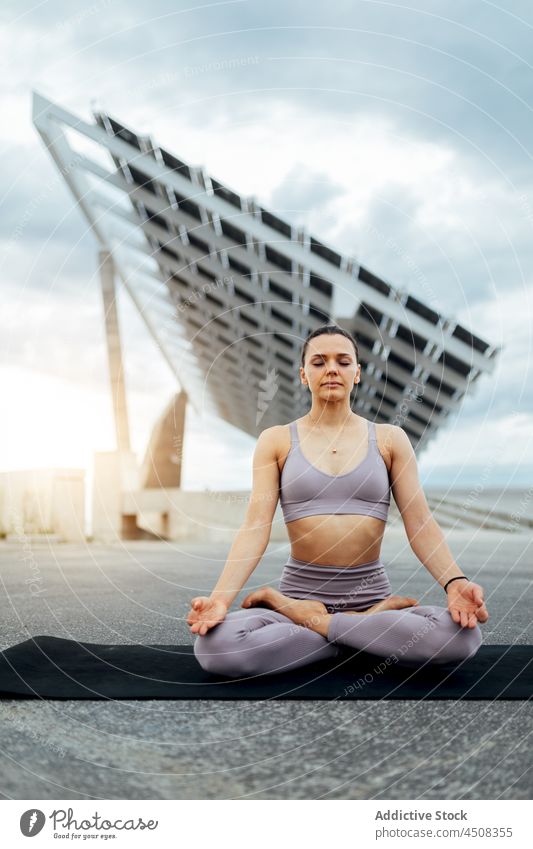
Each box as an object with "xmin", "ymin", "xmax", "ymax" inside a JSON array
[{"xmin": 0, "ymin": 528, "xmax": 531, "ymax": 800}]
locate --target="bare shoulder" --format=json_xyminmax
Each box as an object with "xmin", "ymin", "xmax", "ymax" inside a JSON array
[
  {"xmin": 374, "ymin": 423, "xmax": 410, "ymax": 467},
  {"xmin": 256, "ymin": 424, "xmax": 290, "ymax": 462}
]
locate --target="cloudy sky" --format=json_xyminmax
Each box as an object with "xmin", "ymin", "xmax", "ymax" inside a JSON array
[{"xmin": 1, "ymin": 0, "xmax": 532, "ymax": 492}]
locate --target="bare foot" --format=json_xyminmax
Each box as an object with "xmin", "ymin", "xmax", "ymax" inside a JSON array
[
  {"xmin": 241, "ymin": 586, "xmax": 327, "ymax": 628},
  {"xmin": 363, "ymin": 595, "xmax": 420, "ymax": 613},
  {"xmin": 241, "ymin": 587, "xmax": 420, "ymax": 632}
]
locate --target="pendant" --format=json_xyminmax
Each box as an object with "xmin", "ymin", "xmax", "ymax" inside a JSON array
[{"xmin": 332, "ymin": 448, "xmax": 337, "ymax": 453}]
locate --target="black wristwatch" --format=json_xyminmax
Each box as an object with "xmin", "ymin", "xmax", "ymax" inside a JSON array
[{"xmin": 444, "ymin": 576, "xmax": 469, "ymax": 593}]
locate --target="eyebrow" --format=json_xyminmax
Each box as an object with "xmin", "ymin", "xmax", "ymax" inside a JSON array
[{"xmin": 310, "ymin": 352, "xmax": 353, "ymax": 358}]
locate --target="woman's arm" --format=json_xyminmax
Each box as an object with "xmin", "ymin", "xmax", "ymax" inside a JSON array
[
  {"xmin": 208, "ymin": 427, "xmax": 282, "ymax": 611},
  {"xmin": 387, "ymin": 425, "xmax": 465, "ymax": 588},
  {"xmin": 387, "ymin": 425, "xmax": 488, "ymax": 627}
]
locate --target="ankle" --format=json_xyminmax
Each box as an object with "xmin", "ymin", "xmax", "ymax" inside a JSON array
[{"xmin": 304, "ymin": 613, "xmax": 332, "ymax": 639}]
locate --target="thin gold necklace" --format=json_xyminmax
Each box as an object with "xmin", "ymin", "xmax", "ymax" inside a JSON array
[{"xmin": 305, "ymin": 413, "xmax": 355, "ymax": 454}]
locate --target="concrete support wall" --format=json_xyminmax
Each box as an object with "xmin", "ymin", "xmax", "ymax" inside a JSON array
[
  {"xmin": 92, "ymin": 451, "xmax": 140, "ymax": 542},
  {"xmin": 0, "ymin": 469, "xmax": 85, "ymax": 542},
  {"xmin": 140, "ymin": 391, "xmax": 187, "ymax": 488},
  {"xmin": 50, "ymin": 471, "xmax": 86, "ymax": 541},
  {"xmin": 123, "ymin": 488, "xmax": 291, "ymax": 543}
]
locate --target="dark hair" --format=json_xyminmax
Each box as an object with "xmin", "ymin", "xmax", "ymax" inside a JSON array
[{"xmin": 300, "ymin": 324, "xmax": 360, "ymax": 369}]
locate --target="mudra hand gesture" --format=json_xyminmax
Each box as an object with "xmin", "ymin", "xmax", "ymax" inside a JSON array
[
  {"xmin": 446, "ymin": 580, "xmax": 489, "ymax": 629},
  {"xmin": 187, "ymin": 596, "xmax": 228, "ymax": 636}
]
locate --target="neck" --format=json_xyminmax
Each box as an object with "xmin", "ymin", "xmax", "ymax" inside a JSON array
[{"xmin": 307, "ymin": 399, "xmax": 355, "ymax": 427}]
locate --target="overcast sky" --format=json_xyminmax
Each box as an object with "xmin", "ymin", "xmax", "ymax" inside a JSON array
[{"xmin": 1, "ymin": 0, "xmax": 532, "ymax": 491}]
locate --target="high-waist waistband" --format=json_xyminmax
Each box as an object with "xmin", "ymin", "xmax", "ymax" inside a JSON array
[
  {"xmin": 278, "ymin": 554, "xmax": 392, "ymax": 613},
  {"xmin": 284, "ymin": 554, "xmax": 385, "ymax": 574}
]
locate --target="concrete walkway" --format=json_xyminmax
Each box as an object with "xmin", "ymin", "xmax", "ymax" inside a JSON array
[{"xmin": 0, "ymin": 528, "xmax": 531, "ymax": 799}]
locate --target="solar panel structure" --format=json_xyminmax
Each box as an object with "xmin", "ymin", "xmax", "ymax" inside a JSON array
[{"xmin": 32, "ymin": 92, "xmax": 499, "ymax": 450}]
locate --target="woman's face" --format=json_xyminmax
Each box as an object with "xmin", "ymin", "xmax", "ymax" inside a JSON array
[{"xmin": 300, "ymin": 334, "xmax": 360, "ymax": 397}]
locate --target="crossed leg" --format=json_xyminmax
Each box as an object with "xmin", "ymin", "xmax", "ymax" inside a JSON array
[
  {"xmin": 193, "ymin": 590, "xmax": 483, "ymax": 678},
  {"xmin": 193, "ymin": 607, "xmax": 340, "ymax": 678},
  {"xmin": 327, "ymin": 604, "xmax": 483, "ymax": 667}
]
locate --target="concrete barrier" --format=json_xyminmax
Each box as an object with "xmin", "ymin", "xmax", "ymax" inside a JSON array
[{"xmin": 0, "ymin": 468, "xmax": 85, "ymax": 542}]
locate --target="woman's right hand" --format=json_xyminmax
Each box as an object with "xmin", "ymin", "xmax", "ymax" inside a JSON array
[{"xmin": 187, "ymin": 596, "xmax": 228, "ymax": 636}]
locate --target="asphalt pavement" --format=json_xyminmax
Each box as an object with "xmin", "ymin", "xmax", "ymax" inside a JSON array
[{"xmin": 0, "ymin": 528, "xmax": 531, "ymax": 800}]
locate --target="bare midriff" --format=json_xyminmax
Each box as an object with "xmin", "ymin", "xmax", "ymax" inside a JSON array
[{"xmin": 284, "ymin": 513, "xmax": 387, "ymax": 567}]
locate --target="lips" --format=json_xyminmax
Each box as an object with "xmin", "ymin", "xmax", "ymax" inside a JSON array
[{"xmin": 323, "ymin": 382, "xmax": 342, "ymax": 386}]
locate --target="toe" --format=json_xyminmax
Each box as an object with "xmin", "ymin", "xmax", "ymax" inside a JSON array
[{"xmin": 242, "ymin": 588, "xmax": 268, "ymax": 608}]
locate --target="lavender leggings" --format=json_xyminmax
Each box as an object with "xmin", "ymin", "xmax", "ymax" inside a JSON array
[{"xmin": 193, "ymin": 555, "xmax": 483, "ymax": 678}]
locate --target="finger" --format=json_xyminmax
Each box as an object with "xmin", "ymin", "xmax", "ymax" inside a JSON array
[
  {"xmin": 472, "ymin": 587, "xmax": 484, "ymax": 605},
  {"xmin": 476, "ymin": 605, "xmax": 489, "ymax": 623},
  {"xmin": 460, "ymin": 610, "xmax": 468, "ymax": 628}
]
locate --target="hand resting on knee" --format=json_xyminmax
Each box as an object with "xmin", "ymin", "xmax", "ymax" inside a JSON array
[{"xmin": 187, "ymin": 596, "xmax": 228, "ymax": 636}]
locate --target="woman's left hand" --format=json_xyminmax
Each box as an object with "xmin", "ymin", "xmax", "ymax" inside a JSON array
[{"xmin": 446, "ymin": 580, "xmax": 489, "ymax": 628}]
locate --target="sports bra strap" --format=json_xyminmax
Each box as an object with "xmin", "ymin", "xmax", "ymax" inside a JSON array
[
  {"xmin": 290, "ymin": 420, "xmax": 300, "ymax": 446},
  {"xmin": 368, "ymin": 420, "xmax": 377, "ymax": 442}
]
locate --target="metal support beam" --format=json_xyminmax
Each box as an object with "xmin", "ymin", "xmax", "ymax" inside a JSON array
[{"xmin": 99, "ymin": 249, "xmax": 131, "ymax": 453}]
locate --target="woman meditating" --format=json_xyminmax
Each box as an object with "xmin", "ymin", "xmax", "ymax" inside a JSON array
[{"xmin": 187, "ymin": 324, "xmax": 489, "ymax": 678}]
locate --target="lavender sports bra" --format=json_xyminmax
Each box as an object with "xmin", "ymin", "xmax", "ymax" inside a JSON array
[{"xmin": 279, "ymin": 418, "xmax": 391, "ymax": 524}]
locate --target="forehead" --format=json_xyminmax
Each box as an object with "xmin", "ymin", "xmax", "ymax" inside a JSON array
[{"xmin": 306, "ymin": 337, "xmax": 355, "ymax": 357}]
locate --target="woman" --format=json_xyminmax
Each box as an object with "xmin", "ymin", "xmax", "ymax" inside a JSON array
[{"xmin": 187, "ymin": 324, "xmax": 489, "ymax": 678}]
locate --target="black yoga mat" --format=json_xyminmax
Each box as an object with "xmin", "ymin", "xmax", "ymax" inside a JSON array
[{"xmin": 0, "ymin": 636, "xmax": 532, "ymax": 700}]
